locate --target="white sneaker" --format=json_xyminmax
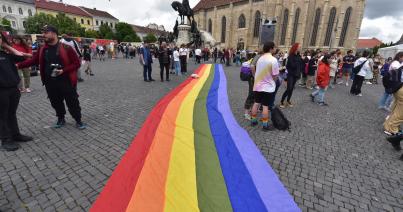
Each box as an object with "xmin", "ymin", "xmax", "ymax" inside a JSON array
[
  {"xmin": 244, "ymin": 114, "xmax": 251, "ymax": 120},
  {"xmin": 337, "ymin": 81, "xmax": 344, "ymax": 85},
  {"xmin": 357, "ymin": 93, "xmax": 363, "ymax": 97},
  {"xmin": 25, "ymin": 88, "xmax": 32, "ymax": 93},
  {"xmin": 366, "ymin": 82, "xmax": 372, "ymax": 85},
  {"xmin": 346, "ymin": 82, "xmax": 349, "ymax": 86}
]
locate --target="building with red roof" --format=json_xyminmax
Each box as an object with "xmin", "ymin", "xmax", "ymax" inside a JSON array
[
  {"xmin": 357, "ymin": 37, "xmax": 383, "ymax": 50},
  {"xmin": 80, "ymin": 7, "xmax": 119, "ymax": 31},
  {"xmin": 35, "ymin": 0, "xmax": 93, "ymax": 30}
]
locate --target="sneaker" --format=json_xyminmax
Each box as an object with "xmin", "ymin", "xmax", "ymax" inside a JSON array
[
  {"xmin": 1, "ymin": 139, "xmax": 20, "ymax": 151},
  {"xmin": 346, "ymin": 82, "xmax": 349, "ymax": 87},
  {"xmin": 20, "ymin": 88, "xmax": 26, "ymax": 93},
  {"xmin": 262, "ymin": 124, "xmax": 275, "ymax": 131},
  {"xmin": 150, "ymin": 79, "xmax": 155, "ymax": 82},
  {"xmin": 244, "ymin": 114, "xmax": 251, "ymax": 120},
  {"xmin": 76, "ymin": 122, "xmax": 86, "ymax": 130},
  {"xmin": 387, "ymin": 135, "xmax": 402, "ymax": 151},
  {"xmin": 287, "ymin": 102, "xmax": 294, "ymax": 108},
  {"xmin": 251, "ymin": 120, "xmax": 258, "ymax": 127},
  {"xmin": 318, "ymin": 102, "xmax": 329, "ymax": 106},
  {"xmin": 356, "ymin": 93, "xmax": 363, "ymax": 97},
  {"xmin": 279, "ymin": 103, "xmax": 286, "ymax": 109},
  {"xmin": 337, "ymin": 81, "xmax": 344, "ymax": 85},
  {"xmin": 78, "ymin": 78, "xmax": 84, "ymax": 82},
  {"xmin": 25, "ymin": 88, "xmax": 32, "ymax": 93},
  {"xmin": 310, "ymin": 94, "xmax": 315, "ymax": 102},
  {"xmin": 166, "ymin": 79, "xmax": 170, "ymax": 82},
  {"xmin": 365, "ymin": 81, "xmax": 372, "ymax": 85},
  {"xmin": 12, "ymin": 134, "xmax": 33, "ymax": 142},
  {"xmin": 54, "ymin": 118, "xmax": 66, "ymax": 128},
  {"xmin": 90, "ymin": 73, "xmax": 94, "ymax": 76}
]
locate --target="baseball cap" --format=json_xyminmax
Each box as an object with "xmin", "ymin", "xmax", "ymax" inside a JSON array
[{"xmin": 42, "ymin": 25, "xmax": 58, "ymax": 35}]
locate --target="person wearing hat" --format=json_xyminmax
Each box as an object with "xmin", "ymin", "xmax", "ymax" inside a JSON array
[
  {"xmin": 0, "ymin": 31, "xmax": 33, "ymax": 151},
  {"xmin": 16, "ymin": 25, "xmax": 86, "ymax": 130}
]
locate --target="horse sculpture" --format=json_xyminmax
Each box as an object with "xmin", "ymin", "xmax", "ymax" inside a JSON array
[{"xmin": 171, "ymin": 0, "xmax": 194, "ymax": 24}]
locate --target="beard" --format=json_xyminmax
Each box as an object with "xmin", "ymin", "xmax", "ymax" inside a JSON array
[{"xmin": 44, "ymin": 36, "xmax": 56, "ymax": 44}]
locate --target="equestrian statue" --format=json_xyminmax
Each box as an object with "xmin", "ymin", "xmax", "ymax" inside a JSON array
[{"xmin": 171, "ymin": 0, "xmax": 194, "ymax": 24}]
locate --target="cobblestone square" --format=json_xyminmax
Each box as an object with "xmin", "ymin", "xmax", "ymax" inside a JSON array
[{"xmin": 0, "ymin": 59, "xmax": 402, "ymax": 211}]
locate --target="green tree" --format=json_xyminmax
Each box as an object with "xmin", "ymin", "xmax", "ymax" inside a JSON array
[
  {"xmin": 99, "ymin": 23, "xmax": 114, "ymax": 39},
  {"xmin": 25, "ymin": 13, "xmax": 84, "ymax": 36},
  {"xmin": 115, "ymin": 22, "xmax": 140, "ymax": 42},
  {"xmin": 84, "ymin": 29, "xmax": 100, "ymax": 38},
  {"xmin": 0, "ymin": 18, "xmax": 13, "ymax": 32},
  {"xmin": 53, "ymin": 13, "xmax": 84, "ymax": 36},
  {"xmin": 143, "ymin": 33, "xmax": 157, "ymax": 43},
  {"xmin": 24, "ymin": 13, "xmax": 56, "ymax": 34}
]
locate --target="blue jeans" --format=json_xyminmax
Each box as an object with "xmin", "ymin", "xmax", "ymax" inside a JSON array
[
  {"xmin": 174, "ymin": 61, "xmax": 181, "ymax": 75},
  {"xmin": 143, "ymin": 64, "xmax": 152, "ymax": 81},
  {"xmin": 312, "ymin": 87, "xmax": 327, "ymax": 103},
  {"xmin": 379, "ymin": 92, "xmax": 393, "ymax": 108}
]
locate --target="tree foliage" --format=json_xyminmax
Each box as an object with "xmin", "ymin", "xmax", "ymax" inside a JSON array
[
  {"xmin": 25, "ymin": 13, "xmax": 84, "ymax": 36},
  {"xmin": 115, "ymin": 22, "xmax": 140, "ymax": 42},
  {"xmin": 99, "ymin": 23, "xmax": 114, "ymax": 39},
  {"xmin": 143, "ymin": 33, "xmax": 157, "ymax": 43},
  {"xmin": 0, "ymin": 18, "xmax": 13, "ymax": 32},
  {"xmin": 84, "ymin": 29, "xmax": 100, "ymax": 38}
]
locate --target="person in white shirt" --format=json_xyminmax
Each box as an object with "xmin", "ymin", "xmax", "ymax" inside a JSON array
[
  {"xmin": 173, "ymin": 47, "xmax": 181, "ymax": 75},
  {"xmin": 250, "ymin": 41, "xmax": 279, "ymax": 131},
  {"xmin": 350, "ymin": 51, "xmax": 371, "ymax": 96},
  {"xmin": 195, "ymin": 48, "xmax": 202, "ymax": 64},
  {"xmin": 179, "ymin": 44, "xmax": 188, "ymax": 74},
  {"xmin": 60, "ymin": 34, "xmax": 84, "ymax": 82},
  {"xmin": 383, "ymin": 52, "xmax": 403, "ymax": 159}
]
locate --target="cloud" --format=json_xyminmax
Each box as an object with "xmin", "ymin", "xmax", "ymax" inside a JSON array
[
  {"xmin": 364, "ymin": 0, "xmax": 403, "ymax": 19},
  {"xmin": 360, "ymin": 16, "xmax": 403, "ymax": 43}
]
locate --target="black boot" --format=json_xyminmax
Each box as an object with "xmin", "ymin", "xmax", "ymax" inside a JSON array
[
  {"xmin": 387, "ymin": 134, "xmax": 402, "ymax": 151},
  {"xmin": 1, "ymin": 138, "xmax": 20, "ymax": 151},
  {"xmin": 12, "ymin": 134, "xmax": 33, "ymax": 142}
]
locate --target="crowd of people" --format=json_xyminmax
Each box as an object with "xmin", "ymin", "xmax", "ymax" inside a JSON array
[
  {"xmin": 0, "ymin": 25, "xmax": 402, "ymax": 161},
  {"xmin": 240, "ymin": 42, "xmax": 403, "ymax": 160}
]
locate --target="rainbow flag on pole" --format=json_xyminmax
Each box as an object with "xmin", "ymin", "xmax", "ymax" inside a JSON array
[{"xmin": 91, "ymin": 64, "xmax": 300, "ymax": 212}]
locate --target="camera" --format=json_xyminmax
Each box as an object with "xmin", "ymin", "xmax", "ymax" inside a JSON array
[{"xmin": 50, "ymin": 63, "xmax": 63, "ymax": 77}]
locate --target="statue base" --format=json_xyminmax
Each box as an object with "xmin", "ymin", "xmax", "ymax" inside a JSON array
[{"xmin": 176, "ymin": 24, "xmax": 191, "ymax": 46}]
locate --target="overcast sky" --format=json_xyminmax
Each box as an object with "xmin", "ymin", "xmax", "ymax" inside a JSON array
[{"xmin": 63, "ymin": 0, "xmax": 402, "ymax": 43}]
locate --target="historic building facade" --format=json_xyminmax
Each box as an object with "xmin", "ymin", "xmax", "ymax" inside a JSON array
[
  {"xmin": 194, "ymin": 0, "xmax": 366, "ymax": 51},
  {"xmin": 0, "ymin": 0, "xmax": 35, "ymax": 33}
]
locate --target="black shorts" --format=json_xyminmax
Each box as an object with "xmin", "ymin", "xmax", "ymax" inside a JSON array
[{"xmin": 254, "ymin": 91, "xmax": 275, "ymax": 107}]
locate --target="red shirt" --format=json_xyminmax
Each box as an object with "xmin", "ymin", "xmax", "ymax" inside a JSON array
[
  {"xmin": 316, "ymin": 62, "xmax": 331, "ymax": 88},
  {"xmin": 12, "ymin": 43, "xmax": 32, "ymax": 54}
]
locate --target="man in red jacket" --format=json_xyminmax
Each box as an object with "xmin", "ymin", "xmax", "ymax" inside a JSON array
[{"xmin": 17, "ymin": 25, "xmax": 86, "ymax": 129}]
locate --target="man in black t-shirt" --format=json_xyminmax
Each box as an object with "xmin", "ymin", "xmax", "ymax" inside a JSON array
[{"xmin": 0, "ymin": 32, "xmax": 33, "ymax": 151}]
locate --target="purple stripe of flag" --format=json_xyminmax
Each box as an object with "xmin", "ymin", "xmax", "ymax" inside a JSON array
[{"xmin": 216, "ymin": 65, "xmax": 301, "ymax": 212}]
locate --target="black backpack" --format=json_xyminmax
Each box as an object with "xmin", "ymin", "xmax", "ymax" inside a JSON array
[
  {"xmin": 383, "ymin": 66, "xmax": 403, "ymax": 94},
  {"xmin": 271, "ymin": 107, "xmax": 291, "ymax": 131}
]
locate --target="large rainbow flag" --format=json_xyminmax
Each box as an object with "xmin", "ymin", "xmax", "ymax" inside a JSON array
[{"xmin": 91, "ymin": 64, "xmax": 300, "ymax": 212}]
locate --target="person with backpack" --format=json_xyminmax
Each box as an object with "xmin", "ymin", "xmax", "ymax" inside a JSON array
[
  {"xmin": 280, "ymin": 43, "xmax": 304, "ymax": 108},
  {"xmin": 250, "ymin": 42, "xmax": 279, "ymax": 131},
  {"xmin": 243, "ymin": 53, "xmax": 260, "ymax": 120},
  {"xmin": 60, "ymin": 33, "xmax": 84, "ymax": 82},
  {"xmin": 17, "ymin": 25, "xmax": 86, "ymax": 130},
  {"xmin": 383, "ymin": 52, "xmax": 403, "ymax": 138},
  {"xmin": 310, "ymin": 54, "xmax": 332, "ymax": 106},
  {"xmin": 350, "ymin": 51, "xmax": 371, "ymax": 96},
  {"xmin": 379, "ymin": 57, "xmax": 394, "ymax": 111},
  {"xmin": 306, "ymin": 51, "xmax": 318, "ymax": 89}
]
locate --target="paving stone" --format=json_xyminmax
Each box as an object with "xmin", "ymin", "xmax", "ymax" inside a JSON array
[{"xmin": 1, "ymin": 59, "xmax": 402, "ymax": 211}]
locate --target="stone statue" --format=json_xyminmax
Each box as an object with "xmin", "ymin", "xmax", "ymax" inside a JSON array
[
  {"xmin": 190, "ymin": 20, "xmax": 199, "ymax": 34},
  {"xmin": 171, "ymin": 0, "xmax": 194, "ymax": 24},
  {"xmin": 173, "ymin": 20, "xmax": 179, "ymax": 38}
]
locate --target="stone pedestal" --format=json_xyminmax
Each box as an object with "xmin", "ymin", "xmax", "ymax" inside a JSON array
[{"xmin": 176, "ymin": 24, "xmax": 191, "ymax": 46}]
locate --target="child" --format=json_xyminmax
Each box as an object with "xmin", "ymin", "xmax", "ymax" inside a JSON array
[{"xmin": 310, "ymin": 54, "xmax": 332, "ymax": 106}]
